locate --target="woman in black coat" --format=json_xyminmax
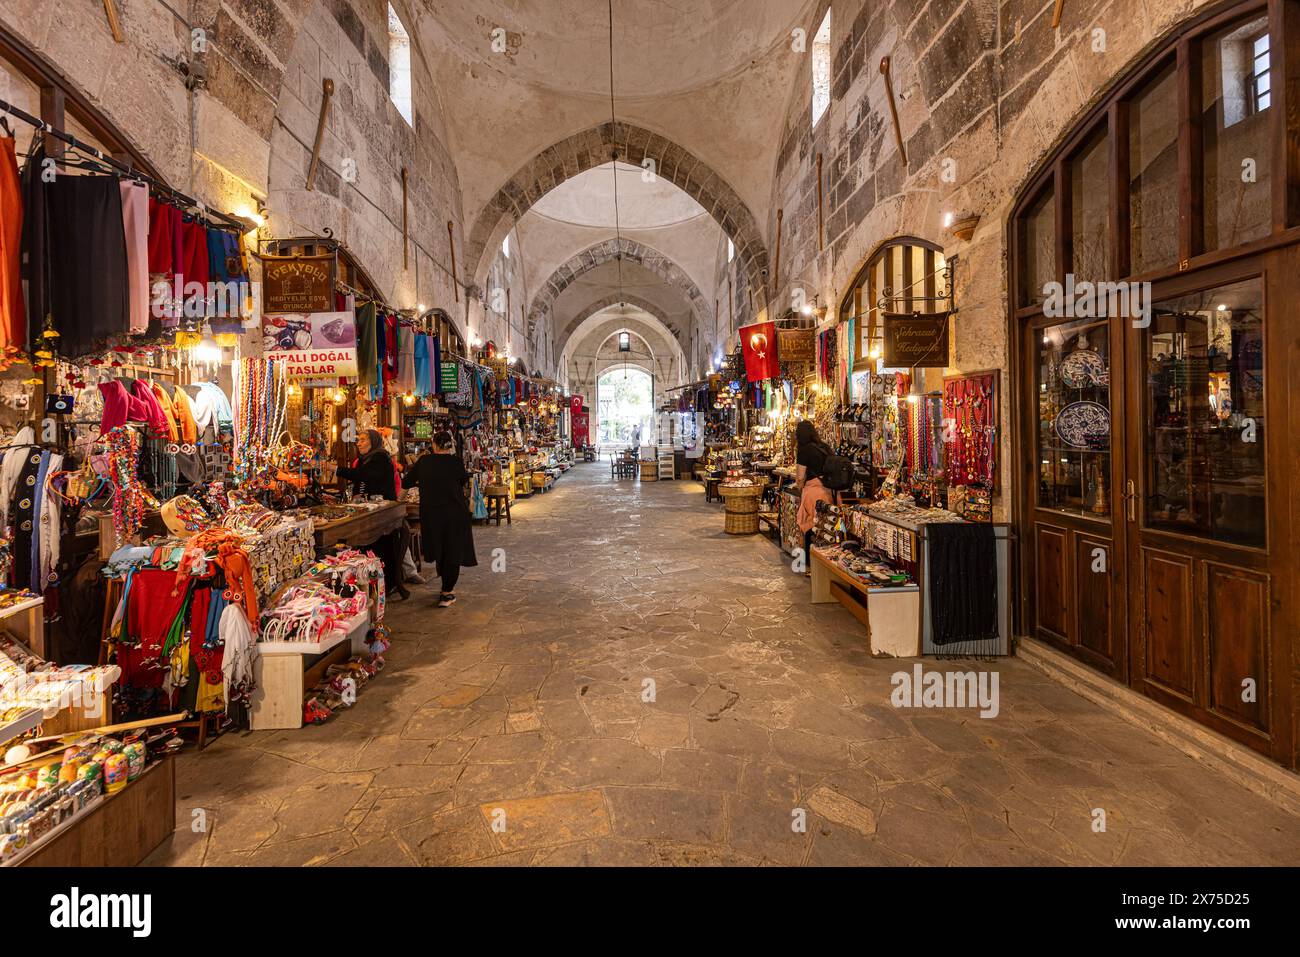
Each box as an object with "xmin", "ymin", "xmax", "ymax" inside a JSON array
[
  {"xmin": 336, "ymin": 429, "xmax": 408, "ymax": 599},
  {"xmin": 407, "ymin": 431, "xmax": 478, "ymax": 607}
]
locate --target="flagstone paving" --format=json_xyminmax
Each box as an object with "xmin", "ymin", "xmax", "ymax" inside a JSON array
[{"xmin": 146, "ymin": 464, "xmax": 1300, "ymax": 866}]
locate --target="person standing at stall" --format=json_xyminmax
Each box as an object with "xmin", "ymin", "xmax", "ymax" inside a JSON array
[
  {"xmin": 336, "ymin": 428, "xmax": 410, "ymax": 600},
  {"xmin": 795, "ymin": 420, "xmax": 834, "ymax": 574},
  {"xmin": 408, "ymin": 431, "xmax": 478, "ymax": 607}
]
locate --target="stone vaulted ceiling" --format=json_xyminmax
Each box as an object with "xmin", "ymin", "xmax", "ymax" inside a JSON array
[{"xmin": 408, "ymin": 0, "xmax": 818, "ymax": 367}]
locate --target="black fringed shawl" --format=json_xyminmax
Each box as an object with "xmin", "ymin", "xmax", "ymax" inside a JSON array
[{"xmin": 927, "ymin": 521, "xmax": 999, "ymax": 649}]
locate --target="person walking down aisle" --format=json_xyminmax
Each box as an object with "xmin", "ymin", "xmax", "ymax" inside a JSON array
[
  {"xmin": 336, "ymin": 428, "xmax": 411, "ymax": 600},
  {"xmin": 795, "ymin": 420, "xmax": 834, "ymax": 575},
  {"xmin": 408, "ymin": 430, "xmax": 478, "ymax": 607}
]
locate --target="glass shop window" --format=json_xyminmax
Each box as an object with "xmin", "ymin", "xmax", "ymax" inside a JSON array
[
  {"xmin": 1145, "ymin": 278, "xmax": 1265, "ymax": 547},
  {"xmin": 1203, "ymin": 15, "xmax": 1272, "ymax": 251},
  {"xmin": 811, "ymin": 8, "xmax": 832, "ymax": 128},
  {"xmin": 1128, "ymin": 62, "xmax": 1180, "ymax": 274},
  {"xmin": 1019, "ymin": 188, "xmax": 1055, "ymax": 306},
  {"xmin": 1037, "ymin": 318, "xmax": 1111, "ymax": 517},
  {"xmin": 1070, "ymin": 127, "xmax": 1110, "ymax": 282},
  {"xmin": 388, "ymin": 4, "xmax": 413, "ymax": 127}
]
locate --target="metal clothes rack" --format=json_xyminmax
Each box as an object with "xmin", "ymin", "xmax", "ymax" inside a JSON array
[{"xmin": 0, "ymin": 96, "xmax": 248, "ymax": 233}]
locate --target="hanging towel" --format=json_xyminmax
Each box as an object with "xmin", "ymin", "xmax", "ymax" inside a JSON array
[
  {"xmin": 0, "ymin": 136, "xmax": 25, "ymax": 354},
  {"xmin": 120, "ymin": 181, "xmax": 150, "ymax": 332}
]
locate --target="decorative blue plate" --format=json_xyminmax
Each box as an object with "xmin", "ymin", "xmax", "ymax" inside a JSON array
[
  {"xmin": 1055, "ymin": 400, "xmax": 1110, "ymax": 448},
  {"xmin": 1060, "ymin": 349, "xmax": 1107, "ymax": 388}
]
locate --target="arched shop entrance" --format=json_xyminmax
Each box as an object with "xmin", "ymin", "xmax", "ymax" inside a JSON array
[{"xmin": 597, "ymin": 367, "xmax": 655, "ymax": 448}]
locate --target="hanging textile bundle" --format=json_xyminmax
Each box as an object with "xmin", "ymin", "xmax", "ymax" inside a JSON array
[{"xmin": 104, "ymin": 426, "xmax": 160, "ymax": 544}]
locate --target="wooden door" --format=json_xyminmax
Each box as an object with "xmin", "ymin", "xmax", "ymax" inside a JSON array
[
  {"xmin": 1021, "ymin": 312, "xmax": 1130, "ymax": 680},
  {"xmin": 1123, "ymin": 255, "xmax": 1290, "ymax": 760}
]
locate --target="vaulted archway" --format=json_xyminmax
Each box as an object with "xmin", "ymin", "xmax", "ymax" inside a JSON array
[
  {"xmin": 556, "ymin": 295, "xmax": 682, "ymax": 355},
  {"xmin": 467, "ymin": 122, "xmax": 769, "ymax": 300},
  {"xmin": 529, "ymin": 237, "xmax": 709, "ymax": 338}
]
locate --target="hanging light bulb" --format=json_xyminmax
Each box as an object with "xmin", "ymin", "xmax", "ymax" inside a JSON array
[{"xmin": 194, "ymin": 334, "xmax": 221, "ymax": 364}]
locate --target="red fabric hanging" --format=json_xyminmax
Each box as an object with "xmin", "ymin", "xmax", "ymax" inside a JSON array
[{"xmin": 740, "ymin": 321, "xmax": 779, "ymax": 382}]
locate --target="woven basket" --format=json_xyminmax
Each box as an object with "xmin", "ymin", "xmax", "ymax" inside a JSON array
[
  {"xmin": 720, "ymin": 485, "xmax": 761, "ymax": 514},
  {"xmin": 724, "ymin": 510, "xmax": 759, "ymax": 534}
]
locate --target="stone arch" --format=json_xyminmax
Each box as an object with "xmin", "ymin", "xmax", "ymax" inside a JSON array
[
  {"xmin": 467, "ymin": 121, "xmax": 768, "ymax": 296},
  {"xmin": 593, "ymin": 327, "xmax": 657, "ymax": 357},
  {"xmin": 560, "ymin": 309, "xmax": 686, "ymax": 394},
  {"xmin": 556, "ymin": 295, "xmax": 684, "ymax": 355},
  {"xmin": 529, "ymin": 238, "xmax": 709, "ymax": 337}
]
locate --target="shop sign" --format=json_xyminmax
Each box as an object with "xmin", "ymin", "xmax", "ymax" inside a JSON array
[
  {"xmin": 262, "ymin": 254, "xmax": 335, "ymax": 313},
  {"xmin": 263, "ymin": 311, "xmax": 358, "ymax": 378},
  {"xmin": 438, "ymin": 361, "xmax": 459, "ymax": 392},
  {"xmin": 882, "ymin": 311, "xmax": 950, "ymax": 367},
  {"xmin": 777, "ymin": 328, "xmax": 815, "ymax": 363}
]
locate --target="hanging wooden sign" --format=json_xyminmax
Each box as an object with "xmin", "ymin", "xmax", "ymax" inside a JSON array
[
  {"xmin": 777, "ymin": 327, "xmax": 815, "ymax": 363},
  {"xmin": 262, "ymin": 254, "xmax": 335, "ymax": 313},
  {"xmin": 882, "ymin": 311, "xmax": 950, "ymax": 367}
]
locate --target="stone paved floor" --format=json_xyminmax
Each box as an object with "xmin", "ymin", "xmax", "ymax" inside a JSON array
[{"xmin": 146, "ymin": 464, "xmax": 1300, "ymax": 866}]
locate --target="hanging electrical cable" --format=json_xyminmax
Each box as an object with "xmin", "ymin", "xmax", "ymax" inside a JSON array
[{"xmin": 607, "ymin": 0, "xmax": 626, "ymax": 313}]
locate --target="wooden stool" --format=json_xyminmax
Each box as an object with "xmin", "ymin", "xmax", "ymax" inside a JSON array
[
  {"xmin": 705, "ymin": 478, "xmax": 722, "ymax": 503},
  {"xmin": 485, "ymin": 488, "xmax": 512, "ymax": 525}
]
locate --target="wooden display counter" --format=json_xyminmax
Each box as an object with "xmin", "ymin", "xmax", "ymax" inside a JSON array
[
  {"xmin": 248, "ymin": 611, "xmax": 371, "ymax": 730},
  {"xmin": 810, "ymin": 547, "xmax": 920, "ymax": 657},
  {"xmin": 0, "ymin": 594, "xmax": 45, "ymax": 658},
  {"xmin": 312, "ymin": 500, "xmax": 406, "ymax": 549},
  {"xmin": 13, "ymin": 756, "xmax": 175, "ymax": 867}
]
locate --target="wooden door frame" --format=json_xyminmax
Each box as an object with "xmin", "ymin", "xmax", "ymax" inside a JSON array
[
  {"xmin": 1007, "ymin": 0, "xmax": 1300, "ymax": 768},
  {"xmin": 1122, "ymin": 252, "xmax": 1294, "ymax": 762}
]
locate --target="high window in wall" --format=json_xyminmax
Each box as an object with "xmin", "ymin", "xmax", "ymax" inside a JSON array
[
  {"xmin": 388, "ymin": 4, "xmax": 413, "ymax": 126},
  {"xmin": 1008, "ymin": 0, "xmax": 1300, "ymax": 767},
  {"xmin": 811, "ymin": 9, "xmax": 832, "ymax": 128},
  {"xmin": 502, "ymin": 234, "xmax": 511, "ymax": 258}
]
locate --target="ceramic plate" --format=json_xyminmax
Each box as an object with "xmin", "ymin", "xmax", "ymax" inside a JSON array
[
  {"xmin": 1055, "ymin": 400, "xmax": 1110, "ymax": 448},
  {"xmin": 1060, "ymin": 349, "xmax": 1107, "ymax": 388}
]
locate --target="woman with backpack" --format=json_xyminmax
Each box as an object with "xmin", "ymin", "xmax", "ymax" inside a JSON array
[{"xmin": 795, "ymin": 420, "xmax": 836, "ymax": 572}]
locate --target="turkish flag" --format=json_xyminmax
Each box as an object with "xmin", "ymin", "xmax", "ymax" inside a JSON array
[
  {"xmin": 570, "ymin": 394, "xmax": 584, "ymax": 412},
  {"xmin": 740, "ymin": 321, "xmax": 780, "ymax": 382}
]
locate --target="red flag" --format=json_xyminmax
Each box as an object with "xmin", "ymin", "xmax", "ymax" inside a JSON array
[{"xmin": 740, "ymin": 321, "xmax": 780, "ymax": 382}]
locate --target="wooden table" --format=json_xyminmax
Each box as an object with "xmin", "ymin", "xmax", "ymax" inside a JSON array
[
  {"xmin": 810, "ymin": 547, "xmax": 920, "ymax": 657},
  {"xmin": 312, "ymin": 500, "xmax": 406, "ymax": 548}
]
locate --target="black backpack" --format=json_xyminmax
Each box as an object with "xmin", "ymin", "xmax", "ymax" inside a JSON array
[{"xmin": 819, "ymin": 446, "xmax": 854, "ymax": 491}]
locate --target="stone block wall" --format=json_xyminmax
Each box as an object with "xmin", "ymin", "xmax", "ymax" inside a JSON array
[
  {"xmin": 760, "ymin": 0, "xmax": 1222, "ymax": 515},
  {"xmin": 0, "ymin": 0, "xmax": 508, "ymax": 364}
]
